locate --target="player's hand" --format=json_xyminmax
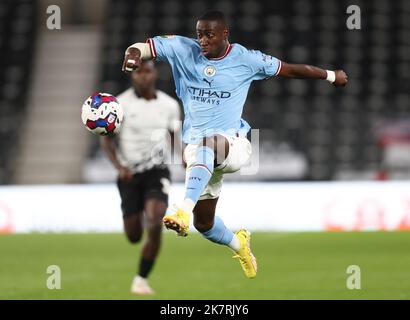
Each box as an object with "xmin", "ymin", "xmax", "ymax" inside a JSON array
[
  {"xmin": 118, "ymin": 166, "xmax": 133, "ymax": 182},
  {"xmin": 333, "ymin": 70, "xmax": 348, "ymax": 87},
  {"xmin": 122, "ymin": 47, "xmax": 141, "ymax": 73}
]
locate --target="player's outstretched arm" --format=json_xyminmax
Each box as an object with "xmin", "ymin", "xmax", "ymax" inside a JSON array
[
  {"xmin": 122, "ymin": 43, "xmax": 153, "ymax": 73},
  {"xmin": 278, "ymin": 62, "xmax": 348, "ymax": 87}
]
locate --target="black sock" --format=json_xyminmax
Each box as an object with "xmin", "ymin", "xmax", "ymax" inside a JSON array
[{"xmin": 138, "ymin": 257, "xmax": 155, "ymax": 279}]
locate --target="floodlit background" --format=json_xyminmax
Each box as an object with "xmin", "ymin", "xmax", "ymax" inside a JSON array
[
  {"xmin": 0, "ymin": 0, "xmax": 409, "ymax": 299},
  {"xmin": 1, "ymin": 0, "xmax": 409, "ymax": 185}
]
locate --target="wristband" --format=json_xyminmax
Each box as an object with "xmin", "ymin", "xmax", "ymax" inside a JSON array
[
  {"xmin": 127, "ymin": 43, "xmax": 151, "ymax": 60},
  {"xmin": 326, "ymin": 70, "xmax": 336, "ymax": 83}
]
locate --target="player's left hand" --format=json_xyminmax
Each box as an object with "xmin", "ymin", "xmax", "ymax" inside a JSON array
[
  {"xmin": 333, "ymin": 70, "xmax": 348, "ymax": 87},
  {"xmin": 118, "ymin": 166, "xmax": 134, "ymax": 182}
]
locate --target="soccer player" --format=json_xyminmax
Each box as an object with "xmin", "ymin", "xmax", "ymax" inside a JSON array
[
  {"xmin": 101, "ymin": 61, "xmax": 181, "ymax": 294},
  {"xmin": 121, "ymin": 11, "xmax": 348, "ymax": 279}
]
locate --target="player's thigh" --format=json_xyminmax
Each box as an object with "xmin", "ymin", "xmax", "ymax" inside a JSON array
[
  {"xmin": 217, "ymin": 135, "xmax": 251, "ymax": 173},
  {"xmin": 141, "ymin": 167, "xmax": 170, "ymax": 226},
  {"xmin": 201, "ymin": 134, "xmax": 230, "ymax": 166},
  {"xmin": 117, "ymin": 173, "xmax": 145, "ymax": 214},
  {"xmin": 117, "ymin": 175, "xmax": 145, "ymax": 242},
  {"xmin": 141, "ymin": 167, "xmax": 170, "ymax": 203},
  {"xmin": 193, "ymin": 198, "xmax": 219, "ymax": 231}
]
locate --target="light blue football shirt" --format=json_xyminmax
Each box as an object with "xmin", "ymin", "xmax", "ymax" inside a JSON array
[{"xmin": 147, "ymin": 36, "xmax": 282, "ymax": 144}]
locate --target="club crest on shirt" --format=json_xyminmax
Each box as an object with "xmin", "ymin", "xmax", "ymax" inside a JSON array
[{"xmin": 204, "ymin": 65, "xmax": 216, "ymax": 77}]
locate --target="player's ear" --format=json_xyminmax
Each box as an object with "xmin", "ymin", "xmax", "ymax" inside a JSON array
[{"xmin": 223, "ymin": 28, "xmax": 229, "ymax": 40}]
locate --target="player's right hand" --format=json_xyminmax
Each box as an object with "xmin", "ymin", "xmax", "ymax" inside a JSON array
[
  {"xmin": 122, "ymin": 47, "xmax": 141, "ymax": 73},
  {"xmin": 333, "ymin": 69, "xmax": 348, "ymax": 87},
  {"xmin": 118, "ymin": 166, "xmax": 134, "ymax": 182}
]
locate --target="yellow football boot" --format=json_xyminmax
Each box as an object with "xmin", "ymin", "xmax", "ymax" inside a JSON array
[
  {"xmin": 162, "ymin": 205, "xmax": 190, "ymax": 237},
  {"xmin": 232, "ymin": 229, "xmax": 257, "ymax": 278}
]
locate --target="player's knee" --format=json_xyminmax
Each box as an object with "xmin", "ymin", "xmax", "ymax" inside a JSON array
[
  {"xmin": 126, "ymin": 232, "xmax": 142, "ymax": 244},
  {"xmin": 201, "ymin": 135, "xmax": 228, "ymax": 164},
  {"xmin": 193, "ymin": 220, "xmax": 213, "ymax": 233}
]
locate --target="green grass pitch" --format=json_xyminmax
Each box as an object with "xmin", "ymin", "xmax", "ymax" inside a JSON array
[{"xmin": 1, "ymin": 231, "xmax": 409, "ymax": 299}]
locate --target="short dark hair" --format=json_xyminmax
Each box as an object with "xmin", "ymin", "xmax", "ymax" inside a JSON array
[{"xmin": 198, "ymin": 10, "xmax": 227, "ymax": 26}]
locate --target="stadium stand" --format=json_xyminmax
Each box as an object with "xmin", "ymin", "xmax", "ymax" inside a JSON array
[
  {"xmin": 3, "ymin": 0, "xmax": 408, "ymax": 183},
  {"xmin": 0, "ymin": 0, "xmax": 37, "ymax": 184},
  {"xmin": 95, "ymin": 0, "xmax": 410, "ymax": 181}
]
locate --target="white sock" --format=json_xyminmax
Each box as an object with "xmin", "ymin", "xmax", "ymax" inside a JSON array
[
  {"xmin": 179, "ymin": 198, "xmax": 195, "ymax": 213},
  {"xmin": 228, "ymin": 234, "xmax": 241, "ymax": 252}
]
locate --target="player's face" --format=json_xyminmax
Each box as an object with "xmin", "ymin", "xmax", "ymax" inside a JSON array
[
  {"xmin": 196, "ymin": 20, "xmax": 228, "ymax": 58},
  {"xmin": 131, "ymin": 61, "xmax": 157, "ymax": 90}
]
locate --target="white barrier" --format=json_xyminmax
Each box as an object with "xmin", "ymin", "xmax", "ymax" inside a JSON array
[{"xmin": 0, "ymin": 182, "xmax": 410, "ymax": 233}]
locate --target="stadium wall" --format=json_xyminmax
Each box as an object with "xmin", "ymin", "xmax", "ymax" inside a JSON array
[{"xmin": 0, "ymin": 182, "xmax": 410, "ymax": 233}]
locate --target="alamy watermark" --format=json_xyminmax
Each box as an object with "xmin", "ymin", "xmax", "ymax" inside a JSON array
[
  {"xmin": 346, "ymin": 5, "xmax": 361, "ymax": 30},
  {"xmin": 147, "ymin": 124, "xmax": 261, "ymax": 176},
  {"xmin": 46, "ymin": 5, "xmax": 61, "ymax": 30},
  {"xmin": 46, "ymin": 265, "xmax": 62, "ymax": 290},
  {"xmin": 346, "ymin": 265, "xmax": 361, "ymax": 290}
]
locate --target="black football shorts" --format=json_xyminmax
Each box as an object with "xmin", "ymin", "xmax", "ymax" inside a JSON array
[{"xmin": 117, "ymin": 167, "xmax": 170, "ymax": 216}]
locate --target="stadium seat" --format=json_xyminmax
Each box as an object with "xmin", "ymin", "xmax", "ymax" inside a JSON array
[
  {"xmin": 94, "ymin": 0, "xmax": 409, "ymax": 181},
  {"xmin": 0, "ymin": 0, "xmax": 36, "ymax": 184}
]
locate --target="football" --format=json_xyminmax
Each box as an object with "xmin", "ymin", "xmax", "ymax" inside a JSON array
[{"xmin": 81, "ymin": 92, "xmax": 124, "ymax": 136}]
